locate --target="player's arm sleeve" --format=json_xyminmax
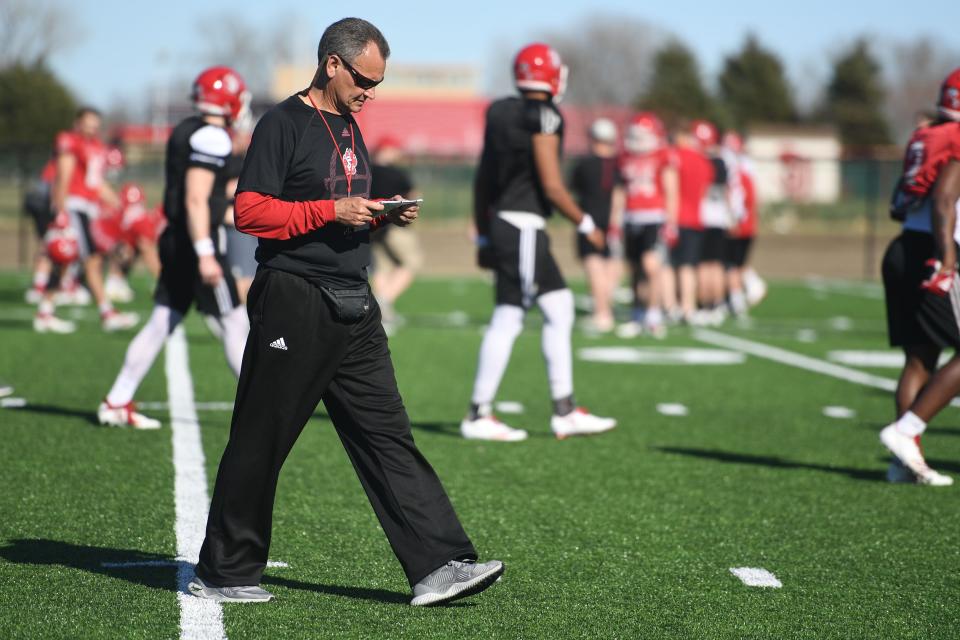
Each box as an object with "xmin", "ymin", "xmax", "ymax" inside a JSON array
[
  {"xmin": 234, "ymin": 108, "xmax": 336, "ymax": 240},
  {"xmin": 473, "ymin": 144, "xmax": 494, "ymax": 237}
]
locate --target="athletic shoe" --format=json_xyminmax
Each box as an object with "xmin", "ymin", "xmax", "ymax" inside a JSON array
[
  {"xmin": 916, "ymin": 467, "xmax": 954, "ymax": 486},
  {"xmin": 644, "ymin": 321, "xmax": 667, "ymax": 340},
  {"xmin": 410, "ymin": 559, "xmax": 504, "ymax": 607},
  {"xmin": 551, "ymin": 407, "xmax": 617, "ymax": 440},
  {"xmin": 615, "ymin": 321, "xmax": 643, "ymax": 339},
  {"xmin": 33, "ymin": 313, "xmax": 76, "ymax": 334},
  {"xmin": 98, "ymin": 400, "xmax": 161, "ymax": 430},
  {"xmin": 460, "ymin": 415, "xmax": 528, "ymax": 442},
  {"xmin": 102, "ymin": 309, "xmax": 140, "ymax": 332},
  {"xmin": 188, "ymin": 576, "xmax": 274, "ymax": 603},
  {"xmin": 105, "ymin": 276, "xmax": 135, "ymax": 303},
  {"xmin": 880, "ymin": 425, "xmax": 951, "ymax": 486},
  {"xmin": 55, "ymin": 285, "xmax": 92, "ymax": 306},
  {"xmin": 24, "ymin": 288, "xmax": 45, "ymax": 304}
]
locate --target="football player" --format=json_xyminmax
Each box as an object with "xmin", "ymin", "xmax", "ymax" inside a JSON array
[
  {"xmin": 663, "ymin": 121, "xmax": 714, "ymax": 324},
  {"xmin": 36, "ymin": 107, "xmax": 139, "ymax": 333},
  {"xmin": 615, "ymin": 112, "xmax": 677, "ymax": 338},
  {"xmin": 568, "ymin": 118, "xmax": 624, "ymax": 333},
  {"xmin": 721, "ymin": 131, "xmax": 759, "ymax": 317},
  {"xmin": 879, "ymin": 67, "xmax": 960, "ymax": 486},
  {"xmin": 98, "ymin": 67, "xmax": 252, "ymax": 429},
  {"xmin": 461, "ymin": 43, "xmax": 617, "ymax": 441},
  {"xmin": 693, "ymin": 120, "xmax": 732, "ymax": 325}
]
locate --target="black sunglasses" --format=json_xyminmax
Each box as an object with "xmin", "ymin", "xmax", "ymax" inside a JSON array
[{"xmin": 334, "ymin": 54, "xmax": 382, "ymax": 90}]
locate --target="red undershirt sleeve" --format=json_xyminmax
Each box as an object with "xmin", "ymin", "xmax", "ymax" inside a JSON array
[{"xmin": 234, "ymin": 191, "xmax": 337, "ymax": 240}]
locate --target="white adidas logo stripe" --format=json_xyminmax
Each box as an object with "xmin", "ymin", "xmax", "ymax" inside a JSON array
[{"xmin": 269, "ymin": 337, "xmax": 288, "ymax": 350}]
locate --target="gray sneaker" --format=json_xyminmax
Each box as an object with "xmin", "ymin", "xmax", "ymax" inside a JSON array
[
  {"xmin": 188, "ymin": 576, "xmax": 274, "ymax": 603},
  {"xmin": 410, "ymin": 559, "xmax": 504, "ymax": 606}
]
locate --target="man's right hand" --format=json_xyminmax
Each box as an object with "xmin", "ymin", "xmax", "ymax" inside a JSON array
[
  {"xmin": 335, "ymin": 197, "xmax": 383, "ymax": 227},
  {"xmin": 198, "ymin": 254, "xmax": 223, "ymax": 287}
]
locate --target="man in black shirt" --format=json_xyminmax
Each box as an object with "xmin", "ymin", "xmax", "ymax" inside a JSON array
[
  {"xmin": 98, "ymin": 67, "xmax": 251, "ymax": 429},
  {"xmin": 190, "ymin": 18, "xmax": 503, "ymax": 606},
  {"xmin": 569, "ymin": 118, "xmax": 625, "ymax": 333},
  {"xmin": 461, "ymin": 43, "xmax": 617, "ymax": 442}
]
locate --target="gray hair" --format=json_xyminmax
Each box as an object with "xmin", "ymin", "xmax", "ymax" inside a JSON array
[{"xmin": 317, "ymin": 18, "xmax": 390, "ymax": 65}]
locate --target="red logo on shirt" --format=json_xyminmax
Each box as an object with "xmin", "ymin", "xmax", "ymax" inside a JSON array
[{"xmin": 343, "ymin": 148, "xmax": 357, "ymax": 176}]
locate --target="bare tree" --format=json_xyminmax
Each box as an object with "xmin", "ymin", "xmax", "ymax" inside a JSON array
[
  {"xmin": 0, "ymin": 0, "xmax": 79, "ymax": 68},
  {"xmin": 195, "ymin": 13, "xmax": 300, "ymax": 98},
  {"xmin": 539, "ymin": 15, "xmax": 670, "ymax": 106},
  {"xmin": 880, "ymin": 37, "xmax": 958, "ymax": 143}
]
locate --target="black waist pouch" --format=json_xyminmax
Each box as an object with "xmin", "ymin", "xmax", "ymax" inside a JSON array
[{"xmin": 319, "ymin": 285, "xmax": 370, "ymax": 323}]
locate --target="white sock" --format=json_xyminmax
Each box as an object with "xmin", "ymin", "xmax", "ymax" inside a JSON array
[
  {"xmin": 220, "ymin": 305, "xmax": 250, "ymax": 377},
  {"xmin": 537, "ymin": 289, "xmax": 575, "ymax": 401},
  {"xmin": 38, "ymin": 299, "xmax": 54, "ymax": 316},
  {"xmin": 106, "ymin": 305, "xmax": 182, "ymax": 406},
  {"xmin": 471, "ymin": 305, "xmax": 525, "ymax": 405},
  {"xmin": 99, "ymin": 301, "xmax": 114, "ymax": 316},
  {"xmin": 32, "ymin": 270, "xmax": 49, "ymax": 290},
  {"xmin": 730, "ymin": 289, "xmax": 747, "ymax": 315},
  {"xmin": 895, "ymin": 411, "xmax": 927, "ymax": 437}
]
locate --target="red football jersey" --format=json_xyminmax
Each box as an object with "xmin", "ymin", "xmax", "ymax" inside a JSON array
[
  {"xmin": 619, "ymin": 148, "xmax": 675, "ymax": 212},
  {"xmin": 674, "ymin": 146, "xmax": 713, "ymax": 229},
  {"xmin": 900, "ymin": 121, "xmax": 960, "ymax": 199},
  {"xmin": 55, "ymin": 131, "xmax": 108, "ymax": 203},
  {"xmin": 731, "ymin": 169, "xmax": 757, "ymax": 239}
]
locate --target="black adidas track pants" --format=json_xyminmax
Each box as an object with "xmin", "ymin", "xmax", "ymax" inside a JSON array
[{"xmin": 196, "ymin": 268, "xmax": 477, "ymax": 587}]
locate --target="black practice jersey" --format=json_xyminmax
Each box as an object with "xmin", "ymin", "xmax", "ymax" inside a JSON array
[
  {"xmin": 569, "ymin": 154, "xmax": 623, "ymax": 230},
  {"xmin": 477, "ymin": 96, "xmax": 564, "ymax": 218},
  {"xmin": 237, "ymin": 93, "xmax": 372, "ymax": 287},
  {"xmin": 162, "ymin": 116, "xmax": 232, "ymax": 232}
]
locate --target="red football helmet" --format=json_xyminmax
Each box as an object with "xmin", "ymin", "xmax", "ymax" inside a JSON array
[
  {"xmin": 191, "ymin": 66, "xmax": 250, "ymax": 124},
  {"xmin": 624, "ymin": 112, "xmax": 666, "ymax": 153},
  {"xmin": 938, "ymin": 67, "xmax": 960, "ymax": 121},
  {"xmin": 44, "ymin": 212, "xmax": 80, "ymax": 265},
  {"xmin": 514, "ymin": 43, "xmax": 568, "ymax": 101},
  {"xmin": 119, "ymin": 183, "xmax": 145, "ymax": 207},
  {"xmin": 691, "ymin": 120, "xmax": 718, "ymax": 148}
]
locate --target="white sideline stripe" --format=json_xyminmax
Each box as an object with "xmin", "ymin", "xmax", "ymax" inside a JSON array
[
  {"xmin": 729, "ymin": 567, "xmax": 782, "ymax": 588},
  {"xmin": 694, "ymin": 329, "xmax": 960, "ymax": 409},
  {"xmin": 165, "ymin": 328, "xmax": 225, "ymax": 640}
]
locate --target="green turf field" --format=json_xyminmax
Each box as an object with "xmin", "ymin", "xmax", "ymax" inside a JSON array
[{"xmin": 1, "ymin": 271, "xmax": 958, "ymax": 639}]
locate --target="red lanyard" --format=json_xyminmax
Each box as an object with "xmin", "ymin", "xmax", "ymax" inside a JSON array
[{"xmin": 307, "ymin": 92, "xmax": 356, "ymax": 196}]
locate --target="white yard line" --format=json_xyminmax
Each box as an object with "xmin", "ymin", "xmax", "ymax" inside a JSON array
[
  {"xmin": 165, "ymin": 327, "xmax": 225, "ymax": 640},
  {"xmin": 693, "ymin": 328, "xmax": 897, "ymax": 392},
  {"xmin": 692, "ymin": 328, "xmax": 960, "ymax": 408}
]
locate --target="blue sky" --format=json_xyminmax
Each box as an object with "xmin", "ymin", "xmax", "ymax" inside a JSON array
[{"xmin": 50, "ymin": 0, "xmax": 957, "ymax": 108}]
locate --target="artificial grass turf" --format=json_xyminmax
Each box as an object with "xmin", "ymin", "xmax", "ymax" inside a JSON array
[{"xmin": 1, "ymin": 273, "xmax": 958, "ymax": 638}]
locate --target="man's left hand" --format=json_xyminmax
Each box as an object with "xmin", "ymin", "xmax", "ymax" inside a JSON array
[{"xmin": 387, "ymin": 194, "xmax": 419, "ymax": 227}]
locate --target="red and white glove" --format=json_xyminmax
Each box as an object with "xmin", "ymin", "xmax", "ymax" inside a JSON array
[{"xmin": 921, "ymin": 259, "xmax": 956, "ymax": 297}]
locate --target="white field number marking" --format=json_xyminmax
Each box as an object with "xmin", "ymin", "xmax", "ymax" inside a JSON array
[
  {"xmin": 495, "ymin": 401, "xmax": 525, "ymax": 414},
  {"xmin": 730, "ymin": 567, "xmax": 782, "ymax": 588}
]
